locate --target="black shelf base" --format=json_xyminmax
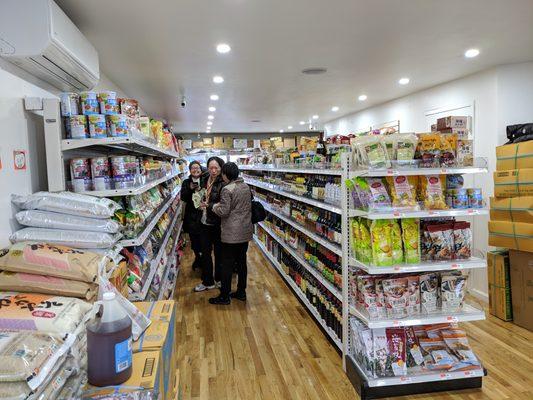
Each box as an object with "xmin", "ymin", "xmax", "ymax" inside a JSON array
[{"xmin": 345, "ymin": 355, "xmax": 485, "ymax": 400}]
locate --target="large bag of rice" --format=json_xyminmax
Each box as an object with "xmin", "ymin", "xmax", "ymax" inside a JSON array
[
  {"xmin": 0, "ymin": 242, "xmax": 110, "ymax": 283},
  {"xmin": 16, "ymin": 210, "xmax": 121, "ymax": 234},
  {"xmin": 10, "ymin": 228, "xmax": 122, "ymax": 249},
  {"xmin": 12, "ymin": 192, "xmax": 121, "ymax": 219}
]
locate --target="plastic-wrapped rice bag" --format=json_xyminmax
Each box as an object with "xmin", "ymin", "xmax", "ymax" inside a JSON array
[
  {"xmin": 12, "ymin": 192, "xmax": 121, "ymax": 219},
  {"xmin": 10, "ymin": 228, "xmax": 122, "ymax": 249},
  {"xmin": 16, "ymin": 210, "xmax": 121, "ymax": 234}
]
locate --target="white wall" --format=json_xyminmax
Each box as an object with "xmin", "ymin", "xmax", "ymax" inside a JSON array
[{"xmin": 325, "ymin": 62, "xmax": 533, "ymax": 301}]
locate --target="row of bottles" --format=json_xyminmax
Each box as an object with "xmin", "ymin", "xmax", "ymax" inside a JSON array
[
  {"xmin": 289, "ymin": 200, "xmax": 342, "ymax": 245},
  {"xmin": 304, "ymin": 175, "xmax": 341, "ymax": 205}
]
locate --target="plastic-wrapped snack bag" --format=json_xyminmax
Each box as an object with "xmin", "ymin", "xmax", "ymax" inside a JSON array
[
  {"xmin": 395, "ymin": 133, "xmax": 419, "ymax": 165},
  {"xmin": 427, "ymin": 223, "xmax": 454, "ymax": 260},
  {"xmin": 374, "ymin": 278, "xmax": 387, "ymax": 318},
  {"xmin": 420, "ymin": 175, "xmax": 448, "ymax": 210},
  {"xmin": 439, "ymin": 133, "xmax": 457, "ymax": 167},
  {"xmin": 406, "ymin": 327, "xmax": 425, "ymax": 368},
  {"xmin": 389, "ymin": 220, "xmax": 403, "ymax": 264},
  {"xmin": 453, "ymin": 221, "xmax": 472, "ymax": 259},
  {"xmin": 353, "ymin": 136, "xmax": 391, "ymax": 169},
  {"xmin": 366, "ymin": 178, "xmax": 392, "ymax": 210},
  {"xmin": 386, "ymin": 328, "xmax": 407, "ymax": 376},
  {"xmin": 419, "ymin": 338, "xmax": 457, "ymax": 371},
  {"xmin": 416, "ymin": 133, "xmax": 441, "ymax": 168},
  {"xmin": 372, "ymin": 328, "xmax": 389, "ymax": 377},
  {"xmin": 440, "ymin": 272, "xmax": 468, "ymax": 312},
  {"xmin": 420, "ymin": 273, "xmax": 440, "ymax": 314},
  {"xmin": 382, "ymin": 277, "xmax": 409, "ymax": 319},
  {"xmin": 407, "ymin": 275, "xmax": 421, "ymax": 316},
  {"xmin": 442, "ymin": 329, "xmax": 480, "ymax": 371},
  {"xmin": 386, "ymin": 176, "xmax": 418, "ymax": 209},
  {"xmin": 401, "ymin": 219, "xmax": 420, "ymax": 264},
  {"xmin": 357, "ymin": 219, "xmax": 372, "ymax": 264},
  {"xmin": 370, "ymin": 220, "xmax": 393, "ymax": 266},
  {"xmin": 350, "ymin": 218, "xmax": 360, "ymax": 256}
]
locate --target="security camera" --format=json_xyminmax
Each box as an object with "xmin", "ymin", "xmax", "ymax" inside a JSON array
[{"xmin": 180, "ymin": 96, "xmax": 186, "ymax": 108}]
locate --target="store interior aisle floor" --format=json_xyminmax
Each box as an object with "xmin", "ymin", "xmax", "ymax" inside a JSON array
[{"xmin": 174, "ymin": 241, "xmax": 533, "ymax": 400}]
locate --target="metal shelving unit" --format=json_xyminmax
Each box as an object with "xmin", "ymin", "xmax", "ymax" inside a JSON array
[
  {"xmin": 157, "ymin": 219, "xmax": 184, "ymax": 301},
  {"xmin": 87, "ymin": 170, "xmax": 183, "ymax": 197},
  {"xmin": 240, "ymin": 164, "xmax": 342, "ymax": 176}
]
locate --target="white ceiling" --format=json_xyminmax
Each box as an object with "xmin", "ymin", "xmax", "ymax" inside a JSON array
[{"xmin": 56, "ymin": 0, "xmax": 533, "ymax": 134}]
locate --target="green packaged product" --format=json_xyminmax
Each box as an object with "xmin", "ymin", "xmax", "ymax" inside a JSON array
[
  {"xmin": 390, "ymin": 220, "xmax": 404, "ymax": 264},
  {"xmin": 370, "ymin": 220, "xmax": 393, "ymax": 266},
  {"xmin": 401, "ymin": 219, "xmax": 421, "ymax": 264},
  {"xmin": 358, "ymin": 218, "xmax": 372, "ymax": 264}
]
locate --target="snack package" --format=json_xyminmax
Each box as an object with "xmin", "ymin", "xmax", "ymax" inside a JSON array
[
  {"xmin": 386, "ymin": 176, "xmax": 418, "ymax": 209},
  {"xmin": 382, "ymin": 135, "xmax": 397, "ymax": 161},
  {"xmin": 453, "ymin": 221, "xmax": 472, "ymax": 259},
  {"xmin": 395, "ymin": 133, "xmax": 418, "ymax": 164},
  {"xmin": 352, "ymin": 177, "xmax": 371, "ymax": 209},
  {"xmin": 374, "ymin": 278, "xmax": 387, "ymax": 318},
  {"xmin": 457, "ymin": 139, "xmax": 474, "ymax": 167},
  {"xmin": 441, "ymin": 272, "xmax": 468, "ymax": 312},
  {"xmin": 382, "ymin": 278, "xmax": 409, "ymax": 319},
  {"xmin": 359, "ymin": 276, "xmax": 381, "ymax": 319},
  {"xmin": 420, "ymin": 175, "xmax": 448, "ymax": 210},
  {"xmin": 419, "ymin": 338, "xmax": 457, "ymax": 371},
  {"xmin": 372, "ymin": 328, "xmax": 389, "ymax": 377},
  {"xmin": 366, "ymin": 178, "xmax": 392, "ymax": 210},
  {"xmin": 439, "ymin": 133, "xmax": 457, "ymax": 166},
  {"xmin": 442, "ymin": 330, "xmax": 480, "ymax": 370},
  {"xmin": 357, "ymin": 219, "xmax": 372, "ymax": 263},
  {"xmin": 10, "ymin": 228, "xmax": 122, "ymax": 249},
  {"xmin": 420, "ymin": 273, "xmax": 440, "ymax": 314},
  {"xmin": 386, "ymin": 328, "xmax": 407, "ymax": 376},
  {"xmin": 405, "ymin": 327, "xmax": 425, "ymax": 368},
  {"xmin": 390, "ymin": 220, "xmax": 404, "ymax": 264},
  {"xmin": 427, "ymin": 223, "xmax": 455, "ymax": 260},
  {"xmin": 350, "ymin": 218, "xmax": 360, "ymax": 256},
  {"xmin": 370, "ymin": 220, "xmax": 393, "ymax": 266},
  {"xmin": 417, "ymin": 133, "xmax": 441, "ymax": 168},
  {"xmin": 401, "ymin": 219, "xmax": 420, "ymax": 264},
  {"xmin": 353, "ymin": 136, "xmax": 391, "ymax": 169},
  {"xmin": 446, "ymin": 175, "xmax": 464, "ymax": 190}
]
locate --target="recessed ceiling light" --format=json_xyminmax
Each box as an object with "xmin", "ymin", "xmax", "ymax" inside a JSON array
[
  {"xmin": 208, "ymin": 115, "xmax": 214, "ymax": 120},
  {"xmin": 207, "ymin": 121, "xmax": 213, "ymax": 126},
  {"xmin": 331, "ymin": 106, "xmax": 339, "ymax": 112},
  {"xmin": 279, "ymin": 129, "xmax": 284, "ymax": 133},
  {"xmin": 299, "ymin": 121, "xmax": 305, "ymax": 125},
  {"xmin": 358, "ymin": 94, "xmax": 367, "ymax": 101},
  {"xmin": 210, "ymin": 94, "xmax": 219, "ymax": 101},
  {"xmin": 312, "ymin": 115, "xmax": 319, "ymax": 120},
  {"xmin": 213, "ymin": 76, "xmax": 224, "ymax": 84},
  {"xmin": 288, "ymin": 125, "xmax": 293, "ymax": 129},
  {"xmin": 398, "ymin": 77, "xmax": 410, "ymax": 85},
  {"xmin": 216, "ymin": 43, "xmax": 231, "ymax": 54},
  {"xmin": 208, "ymin": 106, "xmax": 216, "ymax": 112},
  {"xmin": 464, "ymin": 48, "xmax": 480, "ymax": 58}
]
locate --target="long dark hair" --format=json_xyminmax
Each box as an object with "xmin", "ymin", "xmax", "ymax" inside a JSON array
[{"xmin": 206, "ymin": 156, "xmax": 225, "ymax": 171}]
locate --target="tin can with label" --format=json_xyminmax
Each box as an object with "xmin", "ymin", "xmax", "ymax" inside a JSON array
[
  {"xmin": 111, "ymin": 156, "xmax": 136, "ymax": 189},
  {"xmin": 88, "ymin": 114, "xmax": 107, "ymax": 138},
  {"xmin": 98, "ymin": 91, "xmax": 119, "ymax": 115},
  {"xmin": 453, "ymin": 188, "xmax": 469, "ymax": 209},
  {"xmin": 467, "ymin": 188, "xmax": 483, "ymax": 208},
  {"xmin": 65, "ymin": 115, "xmax": 88, "ymax": 139},
  {"xmin": 90, "ymin": 157, "xmax": 111, "ymax": 191},
  {"xmin": 80, "ymin": 91, "xmax": 99, "ymax": 115},
  {"xmin": 107, "ymin": 114, "xmax": 129, "ymax": 137},
  {"xmin": 60, "ymin": 92, "xmax": 80, "ymax": 116},
  {"xmin": 70, "ymin": 158, "xmax": 90, "ymax": 192}
]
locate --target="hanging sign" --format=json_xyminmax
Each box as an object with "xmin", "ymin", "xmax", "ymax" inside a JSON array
[{"xmin": 233, "ymin": 139, "xmax": 247, "ymax": 149}]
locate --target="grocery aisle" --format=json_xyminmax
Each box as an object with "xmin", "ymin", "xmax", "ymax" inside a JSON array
[{"xmin": 174, "ymin": 241, "xmax": 533, "ymax": 400}]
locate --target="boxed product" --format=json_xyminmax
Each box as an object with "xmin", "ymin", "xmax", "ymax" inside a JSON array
[
  {"xmin": 488, "ymin": 220, "xmax": 533, "ymax": 252},
  {"xmin": 436, "ymin": 116, "xmax": 471, "ymax": 131},
  {"xmin": 134, "ymin": 299, "xmax": 176, "ymax": 323},
  {"xmin": 493, "ymin": 169, "xmax": 533, "ymax": 198},
  {"xmin": 490, "ymin": 196, "xmax": 533, "ymax": 224},
  {"xmin": 496, "ymin": 141, "xmax": 533, "ymax": 171},
  {"xmin": 509, "ymin": 250, "xmax": 533, "ymax": 331},
  {"xmin": 83, "ymin": 351, "xmax": 163, "ymax": 399},
  {"xmin": 487, "ymin": 250, "xmax": 512, "ymax": 321}
]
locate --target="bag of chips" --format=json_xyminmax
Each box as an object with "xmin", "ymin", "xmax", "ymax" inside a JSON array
[
  {"xmin": 419, "ymin": 175, "xmax": 448, "ymax": 210},
  {"xmin": 382, "ymin": 278, "xmax": 409, "ymax": 319},
  {"xmin": 453, "ymin": 221, "xmax": 472, "ymax": 259},
  {"xmin": 370, "ymin": 220, "xmax": 393, "ymax": 266},
  {"xmin": 366, "ymin": 178, "xmax": 392, "ymax": 210},
  {"xmin": 389, "ymin": 220, "xmax": 403, "ymax": 264},
  {"xmin": 441, "ymin": 272, "xmax": 468, "ymax": 312},
  {"xmin": 401, "ymin": 219, "xmax": 420, "ymax": 264},
  {"xmin": 353, "ymin": 136, "xmax": 391, "ymax": 169},
  {"xmin": 420, "ymin": 273, "xmax": 440, "ymax": 314},
  {"xmin": 417, "ymin": 133, "xmax": 441, "ymax": 168},
  {"xmin": 386, "ymin": 176, "xmax": 418, "ymax": 209}
]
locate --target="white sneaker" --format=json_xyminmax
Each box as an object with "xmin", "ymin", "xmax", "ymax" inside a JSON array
[
  {"xmin": 194, "ymin": 283, "xmax": 215, "ymax": 292},
  {"xmin": 215, "ymin": 281, "xmax": 222, "ymax": 289}
]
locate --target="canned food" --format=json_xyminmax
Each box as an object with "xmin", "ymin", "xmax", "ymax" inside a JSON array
[
  {"xmin": 98, "ymin": 91, "xmax": 118, "ymax": 115},
  {"xmin": 90, "ymin": 157, "xmax": 111, "ymax": 191},
  {"xmin": 88, "ymin": 114, "xmax": 107, "ymax": 138},
  {"xmin": 445, "ymin": 190, "xmax": 454, "ymax": 208},
  {"xmin": 453, "ymin": 188, "xmax": 469, "ymax": 209},
  {"xmin": 107, "ymin": 114, "xmax": 129, "ymax": 137},
  {"xmin": 467, "ymin": 188, "xmax": 483, "ymax": 208},
  {"xmin": 80, "ymin": 91, "xmax": 99, "ymax": 115},
  {"xmin": 70, "ymin": 158, "xmax": 90, "ymax": 192},
  {"xmin": 65, "ymin": 115, "xmax": 88, "ymax": 139},
  {"xmin": 60, "ymin": 92, "xmax": 80, "ymax": 117},
  {"xmin": 111, "ymin": 155, "xmax": 137, "ymax": 189}
]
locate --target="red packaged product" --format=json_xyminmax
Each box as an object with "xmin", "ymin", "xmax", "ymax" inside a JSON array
[{"xmin": 386, "ymin": 328, "xmax": 407, "ymax": 376}]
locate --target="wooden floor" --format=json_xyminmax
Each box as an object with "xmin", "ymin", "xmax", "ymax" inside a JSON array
[{"xmin": 174, "ymin": 241, "xmax": 533, "ymax": 400}]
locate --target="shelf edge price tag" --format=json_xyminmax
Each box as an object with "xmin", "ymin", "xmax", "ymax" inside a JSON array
[
  {"xmin": 451, "ymin": 263, "xmax": 459, "ymax": 269},
  {"xmin": 440, "ymin": 373, "xmax": 451, "ymax": 380},
  {"xmin": 446, "ymin": 316, "xmax": 458, "ymax": 323},
  {"xmin": 400, "ymin": 377, "xmax": 412, "ymax": 383}
]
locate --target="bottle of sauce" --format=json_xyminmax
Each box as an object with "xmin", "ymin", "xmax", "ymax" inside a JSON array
[{"xmin": 87, "ymin": 291, "xmax": 133, "ymax": 386}]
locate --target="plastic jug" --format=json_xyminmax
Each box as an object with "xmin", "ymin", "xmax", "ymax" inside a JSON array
[{"xmin": 87, "ymin": 291, "xmax": 133, "ymax": 386}]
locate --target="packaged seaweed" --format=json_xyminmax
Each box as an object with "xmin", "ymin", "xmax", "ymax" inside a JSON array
[
  {"xmin": 382, "ymin": 277, "xmax": 409, "ymax": 319},
  {"xmin": 406, "ymin": 327, "xmax": 425, "ymax": 368},
  {"xmin": 420, "ymin": 272, "xmax": 440, "ymax": 314},
  {"xmin": 427, "ymin": 223, "xmax": 455, "ymax": 260},
  {"xmin": 453, "ymin": 221, "xmax": 472, "ymax": 259},
  {"xmin": 441, "ymin": 272, "xmax": 468, "ymax": 312}
]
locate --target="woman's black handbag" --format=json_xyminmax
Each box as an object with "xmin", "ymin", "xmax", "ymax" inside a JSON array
[{"xmin": 251, "ymin": 200, "xmax": 266, "ymax": 224}]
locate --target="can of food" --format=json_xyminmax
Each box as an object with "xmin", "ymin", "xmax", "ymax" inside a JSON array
[
  {"xmin": 453, "ymin": 188, "xmax": 469, "ymax": 209},
  {"xmin": 90, "ymin": 157, "xmax": 111, "ymax": 191},
  {"xmin": 111, "ymin": 155, "xmax": 136, "ymax": 189},
  {"xmin": 107, "ymin": 114, "xmax": 129, "ymax": 137},
  {"xmin": 70, "ymin": 158, "xmax": 90, "ymax": 192},
  {"xmin": 445, "ymin": 189, "xmax": 455, "ymax": 208},
  {"xmin": 60, "ymin": 92, "xmax": 80, "ymax": 116},
  {"xmin": 65, "ymin": 115, "xmax": 88, "ymax": 139},
  {"xmin": 80, "ymin": 91, "xmax": 99, "ymax": 115},
  {"xmin": 88, "ymin": 114, "xmax": 107, "ymax": 138},
  {"xmin": 98, "ymin": 91, "xmax": 118, "ymax": 115},
  {"xmin": 467, "ymin": 188, "xmax": 483, "ymax": 208}
]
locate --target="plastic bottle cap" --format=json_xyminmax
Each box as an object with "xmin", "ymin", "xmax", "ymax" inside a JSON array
[{"xmin": 103, "ymin": 292, "xmax": 116, "ymax": 301}]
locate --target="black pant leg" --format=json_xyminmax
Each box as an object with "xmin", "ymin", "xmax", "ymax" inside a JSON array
[
  {"xmin": 220, "ymin": 243, "xmax": 236, "ymax": 299},
  {"xmin": 212, "ymin": 226, "xmax": 223, "ymax": 282},
  {"xmin": 236, "ymin": 242, "xmax": 249, "ymax": 294},
  {"xmin": 189, "ymin": 232, "xmax": 202, "ymax": 268},
  {"xmin": 199, "ymin": 227, "xmax": 215, "ymax": 286}
]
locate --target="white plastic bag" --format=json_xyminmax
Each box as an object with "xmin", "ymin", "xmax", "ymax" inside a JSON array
[
  {"xmin": 12, "ymin": 192, "xmax": 121, "ymax": 219},
  {"xmin": 16, "ymin": 210, "xmax": 120, "ymax": 234},
  {"xmin": 10, "ymin": 228, "xmax": 122, "ymax": 249}
]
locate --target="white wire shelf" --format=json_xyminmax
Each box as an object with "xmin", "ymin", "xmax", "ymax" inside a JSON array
[
  {"xmin": 245, "ymin": 178, "xmax": 342, "ymax": 214},
  {"xmin": 254, "ymin": 235, "xmax": 342, "ymax": 350},
  {"xmin": 61, "ymin": 129, "xmax": 182, "ymax": 159},
  {"xmin": 348, "ymin": 207, "xmax": 489, "ymax": 219},
  {"xmin": 88, "ymin": 170, "xmax": 183, "ymax": 197},
  {"xmin": 257, "ymin": 221, "xmax": 342, "ymax": 300},
  {"xmin": 119, "ymin": 187, "xmax": 180, "ymax": 247},
  {"xmin": 349, "ymin": 303, "xmax": 485, "ymax": 329},
  {"xmin": 157, "ymin": 219, "xmax": 183, "ymax": 301},
  {"xmin": 349, "ymin": 256, "xmax": 487, "ymax": 274},
  {"xmin": 258, "ymin": 200, "xmax": 342, "ymax": 256},
  {"xmin": 130, "ymin": 206, "xmax": 181, "ymax": 301},
  {"xmin": 347, "ymin": 354, "xmax": 484, "ymax": 388},
  {"xmin": 239, "ymin": 164, "xmax": 342, "ymax": 176}
]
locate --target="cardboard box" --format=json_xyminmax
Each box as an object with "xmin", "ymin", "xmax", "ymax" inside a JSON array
[
  {"xmin": 509, "ymin": 250, "xmax": 533, "ymax": 331},
  {"xmin": 213, "ymin": 136, "xmax": 224, "ymax": 149},
  {"xmin": 490, "ymin": 196, "xmax": 533, "ymax": 224},
  {"xmin": 83, "ymin": 351, "xmax": 163, "ymax": 398},
  {"xmin": 438, "ymin": 127, "xmax": 471, "ymax": 137},
  {"xmin": 109, "ymin": 260, "xmax": 129, "ymax": 298},
  {"xmin": 493, "ymin": 169, "xmax": 533, "ymax": 198},
  {"xmin": 135, "ymin": 300, "xmax": 176, "ymax": 323},
  {"xmin": 436, "ymin": 115, "xmax": 471, "ymax": 131},
  {"xmin": 489, "ymin": 220, "xmax": 533, "ymax": 252},
  {"xmin": 487, "ymin": 250, "xmax": 513, "ymax": 321},
  {"xmin": 496, "ymin": 141, "xmax": 533, "ymax": 171}
]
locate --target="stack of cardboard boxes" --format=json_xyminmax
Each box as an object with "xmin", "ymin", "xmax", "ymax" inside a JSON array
[{"xmin": 488, "ymin": 141, "xmax": 533, "ymax": 331}]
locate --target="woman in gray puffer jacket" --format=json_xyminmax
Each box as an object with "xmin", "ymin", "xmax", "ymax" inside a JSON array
[{"xmin": 207, "ymin": 162, "xmax": 252, "ymax": 305}]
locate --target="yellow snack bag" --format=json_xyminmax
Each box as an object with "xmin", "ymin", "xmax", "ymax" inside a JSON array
[
  {"xmin": 420, "ymin": 175, "xmax": 448, "ymax": 210},
  {"xmin": 386, "ymin": 176, "xmax": 418, "ymax": 209}
]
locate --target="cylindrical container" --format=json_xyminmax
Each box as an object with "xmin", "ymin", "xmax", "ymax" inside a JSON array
[
  {"xmin": 445, "ymin": 190, "xmax": 454, "ymax": 209},
  {"xmin": 453, "ymin": 188, "xmax": 469, "ymax": 209},
  {"xmin": 70, "ymin": 158, "xmax": 90, "ymax": 192},
  {"xmin": 107, "ymin": 114, "xmax": 129, "ymax": 137},
  {"xmin": 111, "ymin": 156, "xmax": 135, "ymax": 189},
  {"xmin": 467, "ymin": 188, "xmax": 483, "ymax": 208},
  {"xmin": 88, "ymin": 114, "xmax": 107, "ymax": 138},
  {"xmin": 60, "ymin": 92, "xmax": 80, "ymax": 116},
  {"xmin": 98, "ymin": 91, "xmax": 119, "ymax": 115},
  {"xmin": 65, "ymin": 115, "xmax": 88, "ymax": 139},
  {"xmin": 91, "ymin": 157, "xmax": 111, "ymax": 191},
  {"xmin": 80, "ymin": 91, "xmax": 99, "ymax": 115}
]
